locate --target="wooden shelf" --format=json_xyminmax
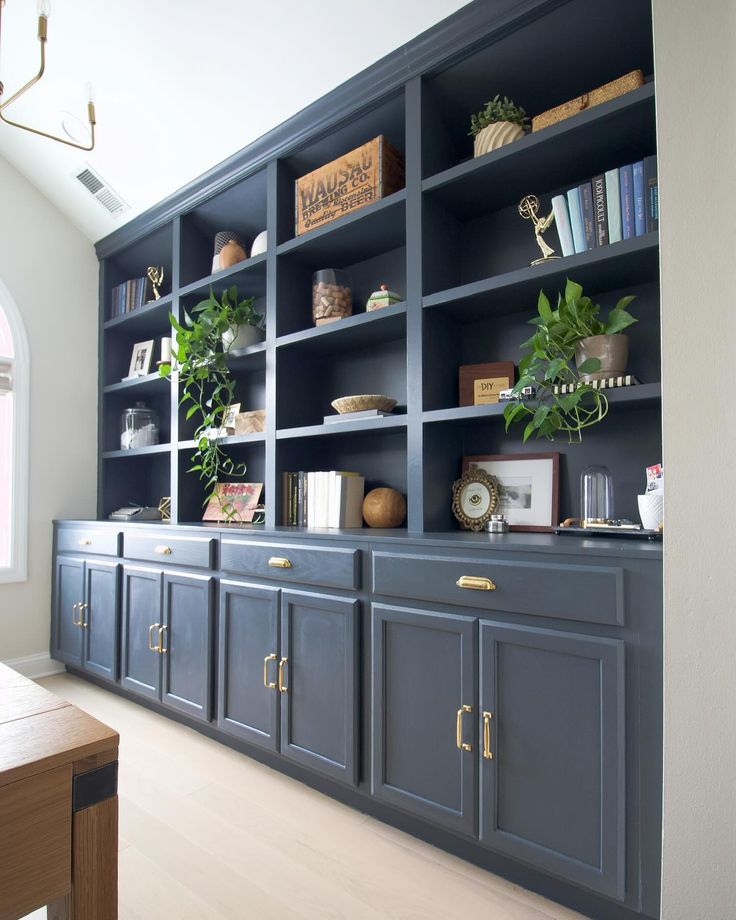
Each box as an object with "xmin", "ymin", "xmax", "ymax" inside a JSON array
[
  {"xmin": 276, "ymin": 302, "xmax": 407, "ymax": 353},
  {"xmin": 103, "ymin": 293, "xmax": 174, "ymax": 335},
  {"xmin": 277, "ymin": 415, "xmax": 407, "ymax": 440}
]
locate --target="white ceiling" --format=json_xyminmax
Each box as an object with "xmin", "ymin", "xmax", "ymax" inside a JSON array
[{"xmin": 0, "ymin": 0, "xmax": 470, "ymax": 243}]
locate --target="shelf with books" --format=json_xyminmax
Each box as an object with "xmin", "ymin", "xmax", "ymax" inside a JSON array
[
  {"xmin": 103, "ymin": 292, "xmax": 175, "ymax": 335},
  {"xmin": 102, "ymin": 223, "xmax": 173, "ymax": 322},
  {"xmin": 276, "ymin": 300, "xmax": 407, "ymax": 353}
]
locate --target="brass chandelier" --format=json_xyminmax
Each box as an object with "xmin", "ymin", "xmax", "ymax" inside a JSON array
[{"xmin": 0, "ymin": 0, "xmax": 96, "ymax": 150}]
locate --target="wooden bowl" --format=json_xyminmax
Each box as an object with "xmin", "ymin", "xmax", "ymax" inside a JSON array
[{"xmin": 331, "ymin": 394, "xmax": 397, "ymax": 415}]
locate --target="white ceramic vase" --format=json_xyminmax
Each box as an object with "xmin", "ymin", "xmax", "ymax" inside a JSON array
[
  {"xmin": 637, "ymin": 492, "xmax": 664, "ymax": 531},
  {"xmin": 222, "ymin": 324, "xmax": 265, "ymax": 351},
  {"xmin": 473, "ymin": 121, "xmax": 525, "ymax": 157}
]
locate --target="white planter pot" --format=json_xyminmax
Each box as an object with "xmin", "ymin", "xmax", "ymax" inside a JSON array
[
  {"xmin": 222, "ymin": 323, "xmax": 265, "ymax": 351},
  {"xmin": 473, "ymin": 121, "xmax": 525, "ymax": 157}
]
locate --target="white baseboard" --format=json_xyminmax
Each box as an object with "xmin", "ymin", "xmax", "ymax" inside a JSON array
[{"xmin": 2, "ymin": 652, "xmax": 65, "ymax": 679}]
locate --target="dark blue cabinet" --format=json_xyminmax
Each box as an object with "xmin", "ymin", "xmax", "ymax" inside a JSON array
[
  {"xmin": 370, "ymin": 604, "xmax": 478, "ymax": 836},
  {"xmin": 120, "ymin": 566, "xmax": 162, "ymax": 701},
  {"xmin": 53, "ymin": 556, "xmax": 85, "ymax": 667},
  {"xmin": 480, "ymin": 622, "xmax": 625, "ymax": 899}
]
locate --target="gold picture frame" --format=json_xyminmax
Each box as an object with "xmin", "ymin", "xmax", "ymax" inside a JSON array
[{"xmin": 451, "ymin": 468, "xmax": 499, "ymax": 531}]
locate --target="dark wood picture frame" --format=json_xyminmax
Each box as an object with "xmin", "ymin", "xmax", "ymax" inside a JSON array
[{"xmin": 462, "ymin": 453, "xmax": 560, "ymax": 532}]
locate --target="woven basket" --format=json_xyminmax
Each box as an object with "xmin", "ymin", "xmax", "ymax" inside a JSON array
[
  {"xmin": 532, "ymin": 69, "xmax": 644, "ymax": 132},
  {"xmin": 331, "ymin": 394, "xmax": 397, "ymax": 414}
]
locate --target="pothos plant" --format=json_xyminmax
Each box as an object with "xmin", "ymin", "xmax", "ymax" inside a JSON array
[
  {"xmin": 159, "ymin": 285, "xmax": 263, "ymax": 517},
  {"xmin": 504, "ymin": 279, "xmax": 637, "ymax": 443},
  {"xmin": 469, "ymin": 94, "xmax": 530, "ymax": 137}
]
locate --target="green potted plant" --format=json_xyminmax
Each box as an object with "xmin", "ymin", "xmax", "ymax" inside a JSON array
[
  {"xmin": 160, "ymin": 285, "xmax": 263, "ymax": 515},
  {"xmin": 469, "ymin": 94, "xmax": 530, "ymax": 157},
  {"xmin": 504, "ymin": 279, "xmax": 637, "ymax": 443}
]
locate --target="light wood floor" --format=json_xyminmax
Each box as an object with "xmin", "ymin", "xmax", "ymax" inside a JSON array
[{"xmin": 24, "ymin": 673, "xmax": 584, "ymax": 920}]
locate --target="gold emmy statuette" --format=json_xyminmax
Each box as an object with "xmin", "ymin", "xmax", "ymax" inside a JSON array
[
  {"xmin": 147, "ymin": 266, "xmax": 164, "ymax": 302},
  {"xmin": 518, "ymin": 194, "xmax": 560, "ymax": 266}
]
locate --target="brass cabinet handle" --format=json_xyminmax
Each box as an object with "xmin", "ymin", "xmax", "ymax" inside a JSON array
[
  {"xmin": 155, "ymin": 545, "xmax": 172, "ymax": 555},
  {"xmin": 79, "ymin": 602, "xmax": 89, "ymax": 628},
  {"xmin": 456, "ymin": 575, "xmax": 496, "ymax": 592},
  {"xmin": 158, "ymin": 625, "xmax": 168, "ymax": 654},
  {"xmin": 483, "ymin": 711, "xmax": 494, "ymax": 760},
  {"xmin": 263, "ymin": 653, "xmax": 277, "ymax": 689},
  {"xmin": 148, "ymin": 623, "xmax": 160, "ymax": 651},
  {"xmin": 78, "ymin": 537, "xmax": 92, "ymax": 546},
  {"xmin": 456, "ymin": 704, "xmax": 472, "ymax": 752},
  {"xmin": 268, "ymin": 556, "xmax": 292, "ymax": 569},
  {"xmin": 278, "ymin": 657, "xmax": 288, "ymax": 693},
  {"xmin": 72, "ymin": 602, "xmax": 82, "ymax": 626}
]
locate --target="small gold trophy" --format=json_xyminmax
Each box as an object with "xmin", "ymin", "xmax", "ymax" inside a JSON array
[
  {"xmin": 518, "ymin": 194, "xmax": 559, "ymax": 266},
  {"xmin": 146, "ymin": 265, "xmax": 164, "ymax": 301}
]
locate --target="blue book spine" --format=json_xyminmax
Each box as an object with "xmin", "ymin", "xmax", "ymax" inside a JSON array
[
  {"xmin": 644, "ymin": 154, "xmax": 658, "ymax": 233},
  {"xmin": 567, "ymin": 187, "xmax": 586, "ymax": 254},
  {"xmin": 620, "ymin": 164, "xmax": 634, "ymax": 240},
  {"xmin": 579, "ymin": 182, "xmax": 596, "ymax": 250},
  {"xmin": 551, "ymin": 194, "xmax": 574, "ymax": 257},
  {"xmin": 633, "ymin": 160, "xmax": 646, "ymax": 236}
]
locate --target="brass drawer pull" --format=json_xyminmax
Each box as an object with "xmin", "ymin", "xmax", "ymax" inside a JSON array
[
  {"xmin": 456, "ymin": 575, "xmax": 496, "ymax": 592},
  {"xmin": 155, "ymin": 545, "xmax": 172, "ymax": 555},
  {"xmin": 268, "ymin": 556, "xmax": 292, "ymax": 569},
  {"xmin": 148, "ymin": 623, "xmax": 160, "ymax": 651},
  {"xmin": 78, "ymin": 537, "xmax": 92, "ymax": 546},
  {"xmin": 263, "ymin": 653, "xmax": 277, "ymax": 689},
  {"xmin": 158, "ymin": 625, "xmax": 168, "ymax": 653},
  {"xmin": 456, "ymin": 704, "xmax": 472, "ymax": 752},
  {"xmin": 483, "ymin": 711, "xmax": 494, "ymax": 760},
  {"xmin": 278, "ymin": 657, "xmax": 288, "ymax": 693}
]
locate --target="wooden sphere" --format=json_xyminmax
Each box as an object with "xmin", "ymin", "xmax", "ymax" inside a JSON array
[{"xmin": 363, "ymin": 488, "xmax": 406, "ymax": 528}]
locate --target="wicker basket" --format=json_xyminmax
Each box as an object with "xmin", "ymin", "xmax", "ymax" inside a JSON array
[
  {"xmin": 532, "ymin": 69, "xmax": 644, "ymax": 132},
  {"xmin": 331, "ymin": 394, "xmax": 397, "ymax": 414}
]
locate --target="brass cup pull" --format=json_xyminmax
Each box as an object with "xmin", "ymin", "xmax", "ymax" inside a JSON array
[
  {"xmin": 158, "ymin": 625, "xmax": 167, "ymax": 654},
  {"xmin": 80, "ymin": 602, "xmax": 89, "ymax": 628},
  {"xmin": 268, "ymin": 556, "xmax": 292, "ymax": 569},
  {"xmin": 148, "ymin": 623, "xmax": 161, "ymax": 652},
  {"xmin": 456, "ymin": 575, "xmax": 496, "ymax": 592},
  {"xmin": 456, "ymin": 704, "xmax": 472, "ymax": 752},
  {"xmin": 263, "ymin": 653, "xmax": 277, "ymax": 689},
  {"xmin": 155, "ymin": 545, "xmax": 172, "ymax": 555},
  {"xmin": 78, "ymin": 537, "xmax": 92, "ymax": 546},
  {"xmin": 72, "ymin": 602, "xmax": 82, "ymax": 626},
  {"xmin": 278, "ymin": 657, "xmax": 288, "ymax": 693},
  {"xmin": 483, "ymin": 711, "xmax": 494, "ymax": 760}
]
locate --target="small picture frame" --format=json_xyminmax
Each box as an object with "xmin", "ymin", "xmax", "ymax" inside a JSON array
[
  {"xmin": 463, "ymin": 453, "xmax": 560, "ymax": 532},
  {"xmin": 128, "ymin": 340, "xmax": 154, "ymax": 378},
  {"xmin": 202, "ymin": 482, "xmax": 263, "ymax": 523},
  {"xmin": 222, "ymin": 403, "xmax": 241, "ymax": 431},
  {"xmin": 451, "ymin": 468, "xmax": 500, "ymax": 531}
]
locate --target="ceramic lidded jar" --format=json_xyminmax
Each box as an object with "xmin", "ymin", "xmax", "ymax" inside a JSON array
[{"xmin": 366, "ymin": 284, "xmax": 401, "ymax": 312}]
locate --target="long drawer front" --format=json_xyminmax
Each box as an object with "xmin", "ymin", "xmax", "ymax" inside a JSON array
[
  {"xmin": 220, "ymin": 540, "xmax": 360, "ymax": 591},
  {"xmin": 373, "ymin": 552, "xmax": 624, "ymax": 625},
  {"xmin": 123, "ymin": 531, "xmax": 216, "ymax": 569},
  {"xmin": 57, "ymin": 526, "xmax": 120, "ymax": 557}
]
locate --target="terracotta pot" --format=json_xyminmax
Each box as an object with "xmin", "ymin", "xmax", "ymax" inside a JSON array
[
  {"xmin": 473, "ymin": 121, "xmax": 525, "ymax": 157},
  {"xmin": 575, "ymin": 334, "xmax": 629, "ymax": 382},
  {"xmin": 222, "ymin": 323, "xmax": 265, "ymax": 351}
]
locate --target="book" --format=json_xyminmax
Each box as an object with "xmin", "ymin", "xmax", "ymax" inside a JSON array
[
  {"xmin": 592, "ymin": 174, "xmax": 609, "ymax": 247},
  {"xmin": 341, "ymin": 475, "xmax": 365, "ymax": 528},
  {"xmin": 620, "ymin": 163, "xmax": 635, "ymax": 239},
  {"xmin": 644, "ymin": 154, "xmax": 658, "ymax": 233},
  {"xmin": 551, "ymin": 194, "xmax": 574, "ymax": 257},
  {"xmin": 578, "ymin": 182, "xmax": 596, "ymax": 250},
  {"xmin": 324, "ymin": 409, "xmax": 391, "ymax": 424},
  {"xmin": 605, "ymin": 168, "xmax": 622, "ymax": 244},
  {"xmin": 567, "ymin": 187, "xmax": 586, "ymax": 254},
  {"xmin": 632, "ymin": 160, "xmax": 646, "ymax": 236}
]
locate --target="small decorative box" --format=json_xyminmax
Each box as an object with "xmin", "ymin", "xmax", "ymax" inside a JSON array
[
  {"xmin": 366, "ymin": 284, "xmax": 401, "ymax": 312},
  {"xmin": 234, "ymin": 409, "xmax": 266, "ymax": 434},
  {"xmin": 532, "ymin": 69, "xmax": 644, "ymax": 132}
]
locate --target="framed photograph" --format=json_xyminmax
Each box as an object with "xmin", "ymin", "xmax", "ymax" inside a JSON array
[
  {"xmin": 451, "ymin": 467, "xmax": 499, "ymax": 532},
  {"xmin": 202, "ymin": 482, "xmax": 263, "ymax": 523},
  {"xmin": 222, "ymin": 403, "xmax": 241, "ymax": 431},
  {"xmin": 128, "ymin": 339, "xmax": 154, "ymax": 377},
  {"xmin": 463, "ymin": 453, "xmax": 560, "ymax": 532}
]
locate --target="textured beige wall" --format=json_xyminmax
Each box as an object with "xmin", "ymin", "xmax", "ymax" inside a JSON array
[
  {"xmin": 654, "ymin": 1, "xmax": 736, "ymax": 917},
  {"xmin": 0, "ymin": 154, "xmax": 98, "ymax": 665}
]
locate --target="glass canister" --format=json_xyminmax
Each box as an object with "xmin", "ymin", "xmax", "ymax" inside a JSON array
[
  {"xmin": 312, "ymin": 269, "xmax": 352, "ymax": 326},
  {"xmin": 120, "ymin": 402, "xmax": 160, "ymax": 450},
  {"xmin": 580, "ymin": 464, "xmax": 614, "ymax": 526}
]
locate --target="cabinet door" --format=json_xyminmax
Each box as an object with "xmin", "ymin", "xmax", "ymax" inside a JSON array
[
  {"xmin": 82, "ymin": 560, "xmax": 120, "ymax": 681},
  {"xmin": 120, "ymin": 566, "xmax": 162, "ymax": 700},
  {"xmin": 218, "ymin": 580, "xmax": 280, "ymax": 750},
  {"xmin": 480, "ymin": 622, "xmax": 625, "ymax": 899},
  {"xmin": 52, "ymin": 557, "xmax": 84, "ymax": 666},
  {"xmin": 161, "ymin": 572, "xmax": 214, "ymax": 722},
  {"xmin": 280, "ymin": 590, "xmax": 359, "ymax": 785},
  {"xmin": 371, "ymin": 604, "xmax": 477, "ymax": 836}
]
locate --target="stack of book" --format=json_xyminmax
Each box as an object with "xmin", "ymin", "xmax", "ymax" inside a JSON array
[
  {"xmin": 552, "ymin": 155, "xmax": 658, "ymax": 257},
  {"xmin": 110, "ymin": 276, "xmax": 153, "ymax": 319},
  {"xmin": 282, "ymin": 471, "xmax": 365, "ymax": 528}
]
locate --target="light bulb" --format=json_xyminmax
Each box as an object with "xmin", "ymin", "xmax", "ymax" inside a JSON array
[
  {"xmin": 86, "ymin": 82, "xmax": 95, "ymax": 104},
  {"xmin": 37, "ymin": 0, "xmax": 51, "ymax": 17}
]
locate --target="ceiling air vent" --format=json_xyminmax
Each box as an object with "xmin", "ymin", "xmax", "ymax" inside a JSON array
[{"xmin": 74, "ymin": 164, "xmax": 129, "ymax": 217}]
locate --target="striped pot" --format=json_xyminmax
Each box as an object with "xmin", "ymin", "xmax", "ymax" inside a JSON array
[{"xmin": 473, "ymin": 121, "xmax": 525, "ymax": 157}]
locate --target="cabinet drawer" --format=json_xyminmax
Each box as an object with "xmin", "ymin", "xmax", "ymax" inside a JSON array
[
  {"xmin": 221, "ymin": 539, "xmax": 360, "ymax": 591},
  {"xmin": 57, "ymin": 526, "xmax": 120, "ymax": 557},
  {"xmin": 123, "ymin": 531, "xmax": 216, "ymax": 570},
  {"xmin": 373, "ymin": 552, "xmax": 624, "ymax": 626}
]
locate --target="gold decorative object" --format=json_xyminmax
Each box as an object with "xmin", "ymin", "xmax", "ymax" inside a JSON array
[
  {"xmin": 147, "ymin": 266, "xmax": 164, "ymax": 302},
  {"xmin": 158, "ymin": 497, "xmax": 171, "ymax": 522},
  {"xmin": 518, "ymin": 194, "xmax": 560, "ymax": 266},
  {"xmin": 0, "ymin": 0, "xmax": 97, "ymax": 151},
  {"xmin": 451, "ymin": 468, "xmax": 499, "ymax": 532}
]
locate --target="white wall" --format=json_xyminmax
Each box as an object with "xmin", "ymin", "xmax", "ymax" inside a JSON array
[
  {"xmin": 0, "ymin": 154, "xmax": 98, "ymax": 671},
  {"xmin": 654, "ymin": 1, "xmax": 736, "ymax": 917}
]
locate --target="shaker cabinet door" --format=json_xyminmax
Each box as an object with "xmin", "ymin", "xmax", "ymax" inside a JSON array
[
  {"xmin": 480, "ymin": 622, "xmax": 625, "ymax": 899},
  {"xmin": 370, "ymin": 604, "xmax": 477, "ymax": 836},
  {"xmin": 52, "ymin": 557, "xmax": 85, "ymax": 666},
  {"xmin": 83, "ymin": 560, "xmax": 120, "ymax": 681},
  {"xmin": 120, "ymin": 566, "xmax": 162, "ymax": 701}
]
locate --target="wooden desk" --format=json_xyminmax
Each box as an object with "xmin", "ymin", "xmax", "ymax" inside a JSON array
[{"xmin": 0, "ymin": 665, "xmax": 118, "ymax": 920}]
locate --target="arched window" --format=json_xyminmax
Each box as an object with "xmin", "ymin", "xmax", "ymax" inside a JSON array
[{"xmin": 0, "ymin": 282, "xmax": 29, "ymax": 583}]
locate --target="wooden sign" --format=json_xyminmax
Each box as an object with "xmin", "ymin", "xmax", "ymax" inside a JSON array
[
  {"xmin": 459, "ymin": 362, "xmax": 516, "ymax": 406},
  {"xmin": 295, "ymin": 135, "xmax": 405, "ymax": 236}
]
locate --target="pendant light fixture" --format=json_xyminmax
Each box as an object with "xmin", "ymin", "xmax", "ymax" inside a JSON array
[{"xmin": 0, "ymin": 0, "xmax": 96, "ymax": 150}]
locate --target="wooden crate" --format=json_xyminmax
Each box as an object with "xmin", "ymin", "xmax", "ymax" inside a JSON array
[{"xmin": 295, "ymin": 135, "xmax": 405, "ymax": 236}]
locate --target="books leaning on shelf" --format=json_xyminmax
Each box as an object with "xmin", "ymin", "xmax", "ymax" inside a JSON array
[
  {"xmin": 554, "ymin": 375, "xmax": 640, "ymax": 394},
  {"xmin": 552, "ymin": 156, "xmax": 657, "ymax": 258},
  {"xmin": 110, "ymin": 276, "xmax": 154, "ymax": 319},
  {"xmin": 282, "ymin": 471, "xmax": 365, "ymax": 528}
]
